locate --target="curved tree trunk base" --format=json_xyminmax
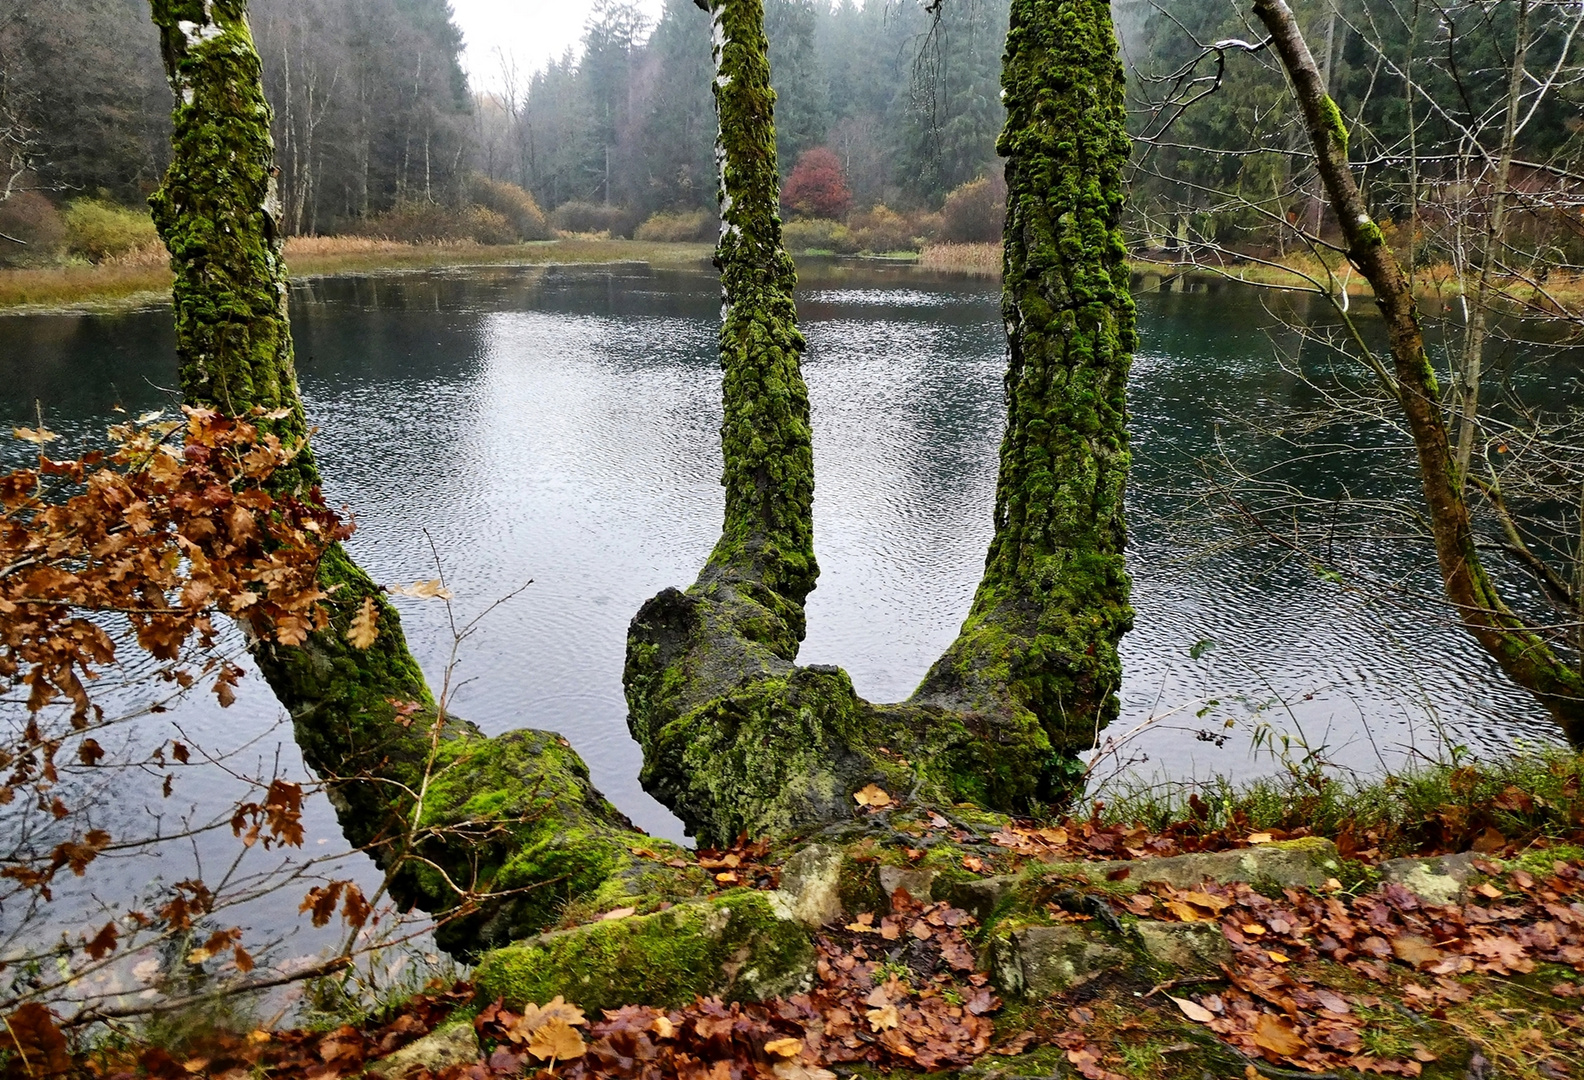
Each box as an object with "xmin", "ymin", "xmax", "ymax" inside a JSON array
[{"xmin": 625, "ymin": 582, "xmax": 1057, "ymax": 848}]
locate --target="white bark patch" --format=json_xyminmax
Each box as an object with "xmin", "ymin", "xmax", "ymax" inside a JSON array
[{"xmin": 177, "ymin": 19, "xmax": 225, "ymax": 47}]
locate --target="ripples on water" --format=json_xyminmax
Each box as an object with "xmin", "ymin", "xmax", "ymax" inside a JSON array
[{"xmin": 0, "ymin": 261, "xmax": 1565, "ymax": 962}]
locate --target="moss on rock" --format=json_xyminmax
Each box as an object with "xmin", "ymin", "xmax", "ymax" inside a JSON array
[{"xmin": 472, "ymin": 890, "xmax": 814, "ymax": 1014}]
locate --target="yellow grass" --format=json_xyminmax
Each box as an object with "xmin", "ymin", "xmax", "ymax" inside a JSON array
[
  {"xmin": 918, "ymin": 242, "xmax": 1000, "ymax": 276},
  {"xmin": 922, "ymin": 242, "xmax": 1584, "ymax": 313},
  {"xmin": 0, "ymin": 237, "xmax": 715, "ymax": 313}
]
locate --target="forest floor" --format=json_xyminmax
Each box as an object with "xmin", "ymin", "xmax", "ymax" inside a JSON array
[
  {"xmin": 43, "ymin": 750, "xmax": 1584, "ymax": 1080},
  {"xmin": 0, "ymin": 238, "xmax": 715, "ymax": 314}
]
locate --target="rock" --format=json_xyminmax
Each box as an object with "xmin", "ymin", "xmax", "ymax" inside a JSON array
[
  {"xmin": 878, "ymin": 865, "xmax": 937, "ymax": 908},
  {"xmin": 990, "ymin": 924, "xmax": 1126, "ymax": 997},
  {"xmin": 777, "ymin": 844, "xmax": 845, "ymax": 927},
  {"xmin": 1064, "ymin": 838, "xmax": 1342, "ymax": 891},
  {"xmin": 944, "ymin": 875, "xmax": 1020, "ymax": 922},
  {"xmin": 365, "ymin": 1023, "xmax": 479, "ymax": 1079},
  {"xmin": 473, "ymin": 889, "xmax": 814, "ymax": 1014},
  {"xmin": 1379, "ymin": 852, "xmax": 1476, "ymax": 906},
  {"xmin": 1133, "ymin": 920, "xmax": 1232, "ymax": 971}
]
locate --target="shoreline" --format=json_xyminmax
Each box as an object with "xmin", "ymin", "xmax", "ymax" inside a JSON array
[
  {"xmin": 13, "ymin": 236, "xmax": 1584, "ymax": 317},
  {"xmin": 0, "ymin": 238, "xmax": 716, "ymax": 316}
]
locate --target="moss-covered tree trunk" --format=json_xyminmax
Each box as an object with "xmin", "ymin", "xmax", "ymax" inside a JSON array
[
  {"xmin": 624, "ymin": 0, "xmax": 1134, "ymax": 842},
  {"xmin": 912, "ymin": 0, "xmax": 1135, "ymax": 792},
  {"xmin": 147, "ymin": 0, "xmax": 430, "ymax": 750},
  {"xmin": 146, "ymin": 0, "xmax": 675, "ymax": 955}
]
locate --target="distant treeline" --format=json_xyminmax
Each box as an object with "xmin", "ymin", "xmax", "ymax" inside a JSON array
[
  {"xmin": 7, "ymin": 0, "xmax": 1575, "ymax": 265},
  {"xmin": 1, "ymin": 0, "xmax": 470, "ymax": 238},
  {"xmin": 1124, "ymin": 0, "xmax": 1584, "ymax": 264},
  {"xmin": 475, "ymin": 0, "xmax": 1010, "ymax": 231}
]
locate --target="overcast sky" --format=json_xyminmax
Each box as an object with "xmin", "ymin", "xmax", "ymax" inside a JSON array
[{"xmin": 451, "ymin": 0, "xmax": 669, "ymax": 92}]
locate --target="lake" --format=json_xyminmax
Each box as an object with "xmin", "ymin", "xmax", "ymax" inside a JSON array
[{"xmin": 0, "ymin": 260, "xmax": 1566, "ymax": 980}]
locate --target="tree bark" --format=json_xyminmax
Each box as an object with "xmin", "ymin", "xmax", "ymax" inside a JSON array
[
  {"xmin": 1251, "ymin": 0, "xmax": 1584, "ymax": 744},
  {"xmin": 913, "ymin": 0, "xmax": 1135, "ymax": 780},
  {"xmin": 624, "ymin": 0, "xmax": 1136, "ymax": 843}
]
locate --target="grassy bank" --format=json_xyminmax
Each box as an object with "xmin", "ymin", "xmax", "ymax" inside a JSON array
[
  {"xmin": 923, "ymin": 241, "xmax": 1584, "ymax": 311},
  {"xmin": 0, "ymin": 237, "xmax": 714, "ymax": 313}
]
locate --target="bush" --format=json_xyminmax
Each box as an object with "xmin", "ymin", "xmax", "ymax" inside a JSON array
[
  {"xmin": 939, "ymin": 174, "xmax": 1006, "ymax": 243},
  {"xmin": 849, "ymin": 205, "xmax": 929, "ymax": 254},
  {"xmin": 550, "ymin": 201, "xmax": 643, "ymax": 239},
  {"xmin": 634, "ymin": 209, "xmax": 714, "ymax": 243},
  {"xmin": 0, "ymin": 193, "xmax": 67, "ymax": 267},
  {"xmin": 348, "ymin": 202, "xmax": 517, "ymax": 245},
  {"xmin": 782, "ymin": 147, "xmax": 852, "ymax": 220},
  {"xmin": 781, "ymin": 217, "xmax": 856, "ymax": 254},
  {"xmin": 470, "ymin": 176, "xmax": 550, "ymax": 240},
  {"xmin": 62, "ymin": 199, "xmax": 159, "ymax": 263}
]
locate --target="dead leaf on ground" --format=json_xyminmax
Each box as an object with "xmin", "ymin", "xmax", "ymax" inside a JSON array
[
  {"xmin": 1168, "ymin": 995, "xmax": 1215, "ymax": 1023},
  {"xmin": 527, "ymin": 1018, "xmax": 587, "ymax": 1061},
  {"xmin": 854, "ymin": 784, "xmax": 892, "ymax": 808},
  {"xmin": 865, "ymin": 1004, "xmax": 899, "ymax": 1032},
  {"xmin": 1390, "ymin": 933, "xmax": 1445, "ymax": 968},
  {"xmin": 1252, "ymin": 1013, "xmax": 1306, "ymax": 1060}
]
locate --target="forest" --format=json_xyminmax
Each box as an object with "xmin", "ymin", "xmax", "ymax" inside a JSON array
[{"xmin": 5, "ymin": 1, "xmax": 1584, "ymax": 1079}]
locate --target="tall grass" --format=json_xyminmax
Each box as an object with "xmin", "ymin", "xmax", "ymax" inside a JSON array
[{"xmin": 919, "ymin": 242, "xmax": 1000, "ymax": 276}]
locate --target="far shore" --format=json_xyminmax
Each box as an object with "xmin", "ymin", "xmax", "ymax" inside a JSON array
[
  {"xmin": 0, "ymin": 237, "xmax": 717, "ymax": 315},
  {"xmin": 11, "ymin": 235, "xmax": 1584, "ymax": 316}
]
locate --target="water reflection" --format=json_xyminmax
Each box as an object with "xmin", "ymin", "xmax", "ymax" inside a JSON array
[{"xmin": 0, "ymin": 263, "xmax": 1565, "ymax": 958}]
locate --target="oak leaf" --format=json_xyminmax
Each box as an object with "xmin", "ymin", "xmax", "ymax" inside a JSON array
[
  {"xmin": 1389, "ymin": 933, "xmax": 1444, "ymax": 968},
  {"xmin": 527, "ymin": 1018, "xmax": 587, "ymax": 1061},
  {"xmin": 854, "ymin": 784, "xmax": 892, "ymax": 808},
  {"xmin": 865, "ymin": 1004, "xmax": 899, "ymax": 1031},
  {"xmin": 765, "ymin": 1037, "xmax": 803, "ymax": 1058},
  {"xmin": 347, "ymin": 596, "xmax": 379, "ymax": 649}
]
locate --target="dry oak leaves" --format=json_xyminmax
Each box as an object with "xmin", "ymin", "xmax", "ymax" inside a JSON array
[
  {"xmin": 1137, "ymin": 857, "xmax": 1584, "ymax": 1076},
  {"xmin": 2, "ymin": 408, "xmax": 347, "ymax": 725}
]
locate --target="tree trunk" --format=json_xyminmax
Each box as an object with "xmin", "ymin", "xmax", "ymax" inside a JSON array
[
  {"xmin": 1251, "ymin": 0, "xmax": 1584, "ymax": 744},
  {"xmin": 624, "ymin": 0, "xmax": 1135, "ymax": 843},
  {"xmin": 913, "ymin": 0, "xmax": 1136, "ymax": 780}
]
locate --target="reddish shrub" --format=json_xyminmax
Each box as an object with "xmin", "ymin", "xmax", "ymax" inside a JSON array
[{"xmin": 782, "ymin": 147, "xmax": 852, "ymax": 220}]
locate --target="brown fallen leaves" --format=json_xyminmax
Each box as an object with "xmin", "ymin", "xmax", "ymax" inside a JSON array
[
  {"xmin": 77, "ymin": 983, "xmax": 475, "ymax": 1079},
  {"xmin": 426, "ymin": 892, "xmax": 999, "ymax": 1080},
  {"xmin": 1138, "ymin": 858, "xmax": 1584, "ymax": 1075}
]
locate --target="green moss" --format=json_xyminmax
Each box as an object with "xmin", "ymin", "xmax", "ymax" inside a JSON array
[
  {"xmin": 912, "ymin": 0, "xmax": 1135, "ymax": 791},
  {"xmin": 1318, "ymin": 94, "xmax": 1350, "ymax": 156},
  {"xmin": 472, "ymin": 890, "xmax": 813, "ymax": 1014},
  {"xmin": 703, "ymin": 0, "xmax": 817, "ymax": 606}
]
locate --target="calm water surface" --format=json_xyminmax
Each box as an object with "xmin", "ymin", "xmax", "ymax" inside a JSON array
[{"xmin": 0, "ymin": 262, "xmax": 1567, "ymax": 968}]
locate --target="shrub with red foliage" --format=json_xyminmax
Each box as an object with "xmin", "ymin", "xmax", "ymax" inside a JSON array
[{"xmin": 781, "ymin": 148, "xmax": 852, "ymax": 220}]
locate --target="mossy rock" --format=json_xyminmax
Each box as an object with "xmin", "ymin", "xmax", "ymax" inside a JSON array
[{"xmin": 472, "ymin": 890, "xmax": 815, "ymax": 1014}]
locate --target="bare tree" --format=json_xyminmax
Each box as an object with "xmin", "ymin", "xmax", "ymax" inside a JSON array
[{"xmin": 1131, "ymin": 0, "xmax": 1584, "ymax": 743}]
